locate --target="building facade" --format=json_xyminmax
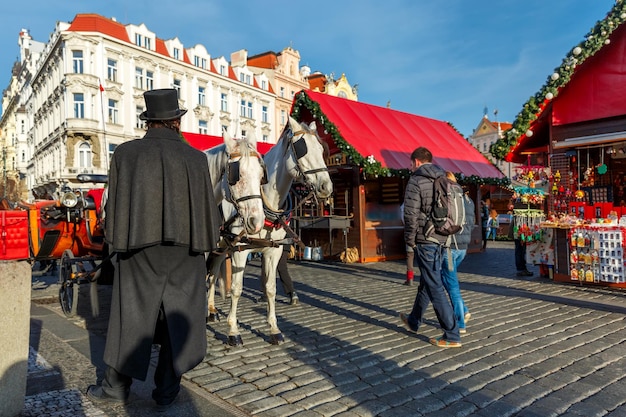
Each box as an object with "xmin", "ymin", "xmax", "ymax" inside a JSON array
[
  {"xmin": 2, "ymin": 13, "xmax": 280, "ymax": 199},
  {"xmin": 469, "ymin": 115, "xmax": 518, "ymax": 179}
]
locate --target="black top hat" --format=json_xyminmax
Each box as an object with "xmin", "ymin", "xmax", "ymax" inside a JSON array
[{"xmin": 139, "ymin": 88, "xmax": 187, "ymax": 121}]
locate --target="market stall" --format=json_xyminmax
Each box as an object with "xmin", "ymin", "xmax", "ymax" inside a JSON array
[{"xmin": 491, "ymin": 2, "xmax": 626, "ymax": 287}]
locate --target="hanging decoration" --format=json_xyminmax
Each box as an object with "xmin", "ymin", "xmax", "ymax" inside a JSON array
[
  {"xmin": 291, "ymin": 91, "xmax": 511, "ymax": 186},
  {"xmin": 490, "ymin": 1, "xmax": 626, "ymax": 160}
]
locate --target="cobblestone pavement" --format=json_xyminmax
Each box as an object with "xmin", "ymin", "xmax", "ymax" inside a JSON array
[{"xmin": 27, "ymin": 240, "xmax": 626, "ymax": 416}]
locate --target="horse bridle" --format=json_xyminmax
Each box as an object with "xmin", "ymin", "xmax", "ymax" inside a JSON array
[
  {"xmin": 224, "ymin": 149, "xmax": 266, "ymax": 206},
  {"xmin": 288, "ymin": 127, "xmax": 329, "ymax": 189}
]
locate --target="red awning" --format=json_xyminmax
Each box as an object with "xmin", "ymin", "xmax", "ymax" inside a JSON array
[
  {"xmin": 553, "ymin": 23, "xmax": 626, "ymax": 126},
  {"xmin": 298, "ymin": 90, "xmax": 503, "ymax": 179},
  {"xmin": 182, "ymin": 132, "xmax": 274, "ymax": 154}
]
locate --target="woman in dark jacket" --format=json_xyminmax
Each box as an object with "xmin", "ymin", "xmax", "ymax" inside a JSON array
[{"xmin": 441, "ymin": 172, "xmax": 474, "ymax": 334}]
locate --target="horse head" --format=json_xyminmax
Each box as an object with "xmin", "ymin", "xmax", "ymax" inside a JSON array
[
  {"xmin": 284, "ymin": 116, "xmax": 333, "ymax": 199},
  {"xmin": 211, "ymin": 131, "xmax": 266, "ymax": 235}
]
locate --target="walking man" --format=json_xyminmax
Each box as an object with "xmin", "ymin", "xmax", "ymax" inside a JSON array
[{"xmin": 399, "ymin": 147, "xmax": 462, "ymax": 348}]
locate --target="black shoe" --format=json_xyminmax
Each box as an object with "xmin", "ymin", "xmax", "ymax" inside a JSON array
[
  {"xmin": 257, "ymin": 294, "xmax": 268, "ymax": 303},
  {"xmin": 155, "ymin": 398, "xmax": 176, "ymax": 412},
  {"xmin": 289, "ymin": 292, "xmax": 299, "ymax": 305},
  {"xmin": 86, "ymin": 385, "xmax": 129, "ymax": 404},
  {"xmin": 403, "ymin": 279, "xmax": 413, "ymax": 286},
  {"xmin": 516, "ymin": 270, "xmax": 533, "ymax": 277},
  {"xmin": 399, "ymin": 312, "xmax": 417, "ymax": 333}
]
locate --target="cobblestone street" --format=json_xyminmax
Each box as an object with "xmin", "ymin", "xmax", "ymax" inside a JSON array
[{"xmin": 27, "ymin": 240, "xmax": 626, "ymax": 416}]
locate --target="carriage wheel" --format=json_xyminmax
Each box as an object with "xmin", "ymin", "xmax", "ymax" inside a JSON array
[{"xmin": 58, "ymin": 249, "xmax": 79, "ymax": 317}]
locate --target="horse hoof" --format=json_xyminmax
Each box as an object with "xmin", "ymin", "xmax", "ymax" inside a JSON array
[
  {"xmin": 228, "ymin": 335, "xmax": 243, "ymax": 346},
  {"xmin": 206, "ymin": 312, "xmax": 219, "ymax": 323},
  {"xmin": 269, "ymin": 333, "xmax": 285, "ymax": 345}
]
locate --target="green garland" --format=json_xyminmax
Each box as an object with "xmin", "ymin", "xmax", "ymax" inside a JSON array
[
  {"xmin": 491, "ymin": 1, "xmax": 626, "ymax": 160},
  {"xmin": 292, "ymin": 91, "xmax": 510, "ymax": 186}
]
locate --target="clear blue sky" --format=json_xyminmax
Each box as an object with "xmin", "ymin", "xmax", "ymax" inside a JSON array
[{"xmin": 1, "ymin": 1, "xmax": 616, "ymax": 138}]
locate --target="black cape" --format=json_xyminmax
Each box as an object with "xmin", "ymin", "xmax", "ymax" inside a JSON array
[{"xmin": 103, "ymin": 127, "xmax": 220, "ymax": 379}]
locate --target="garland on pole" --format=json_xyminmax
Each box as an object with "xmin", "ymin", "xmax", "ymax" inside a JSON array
[
  {"xmin": 490, "ymin": 1, "xmax": 626, "ymax": 160},
  {"xmin": 291, "ymin": 91, "xmax": 510, "ymax": 186}
]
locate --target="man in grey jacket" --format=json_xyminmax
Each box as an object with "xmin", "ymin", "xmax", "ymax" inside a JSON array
[{"xmin": 399, "ymin": 147, "xmax": 461, "ymax": 348}]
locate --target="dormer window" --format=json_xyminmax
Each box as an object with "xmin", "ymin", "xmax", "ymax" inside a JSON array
[{"xmin": 173, "ymin": 48, "xmax": 180, "ymax": 60}]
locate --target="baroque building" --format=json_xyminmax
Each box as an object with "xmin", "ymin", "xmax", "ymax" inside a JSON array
[
  {"xmin": 469, "ymin": 114, "xmax": 517, "ymax": 180},
  {"xmin": 1, "ymin": 13, "xmax": 279, "ymax": 199}
]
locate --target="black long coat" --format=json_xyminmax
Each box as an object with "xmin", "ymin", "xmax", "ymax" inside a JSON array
[{"xmin": 103, "ymin": 127, "xmax": 220, "ymax": 380}]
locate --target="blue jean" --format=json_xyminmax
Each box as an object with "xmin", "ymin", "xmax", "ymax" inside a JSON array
[
  {"xmin": 442, "ymin": 248, "xmax": 469, "ymax": 329},
  {"xmin": 486, "ymin": 227, "xmax": 497, "ymax": 240},
  {"xmin": 406, "ymin": 243, "xmax": 460, "ymax": 342}
]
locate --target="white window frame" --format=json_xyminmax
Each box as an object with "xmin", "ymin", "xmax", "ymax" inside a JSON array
[
  {"xmin": 199, "ymin": 120, "xmax": 208, "ymax": 134},
  {"xmin": 73, "ymin": 93, "xmax": 85, "ymax": 118},
  {"xmin": 72, "ymin": 50, "xmax": 84, "ymax": 74},
  {"xmin": 220, "ymin": 93, "xmax": 228, "ymax": 112},
  {"xmin": 135, "ymin": 67, "xmax": 144, "ymax": 89},
  {"xmin": 198, "ymin": 86, "xmax": 206, "ymax": 106},
  {"xmin": 107, "ymin": 58, "xmax": 117, "ymax": 82},
  {"xmin": 146, "ymin": 71, "xmax": 154, "ymax": 90},
  {"xmin": 78, "ymin": 142, "xmax": 92, "ymax": 168},
  {"xmin": 108, "ymin": 99, "xmax": 119, "ymax": 124}
]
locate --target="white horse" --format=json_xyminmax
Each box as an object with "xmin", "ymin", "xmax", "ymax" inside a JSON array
[
  {"xmin": 214, "ymin": 116, "xmax": 333, "ymax": 346},
  {"xmin": 204, "ymin": 132, "xmax": 267, "ymax": 320}
]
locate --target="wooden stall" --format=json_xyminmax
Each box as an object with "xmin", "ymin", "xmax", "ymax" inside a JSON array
[
  {"xmin": 291, "ymin": 90, "xmax": 506, "ymax": 262},
  {"xmin": 497, "ymin": 2, "xmax": 626, "ymax": 287}
]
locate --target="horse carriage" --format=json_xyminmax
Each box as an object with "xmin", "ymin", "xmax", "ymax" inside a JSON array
[{"xmin": 7, "ymin": 174, "xmax": 109, "ymax": 317}]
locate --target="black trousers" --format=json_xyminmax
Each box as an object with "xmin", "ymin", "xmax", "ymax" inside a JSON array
[
  {"xmin": 514, "ymin": 239, "xmax": 528, "ymax": 271},
  {"xmin": 101, "ymin": 304, "xmax": 181, "ymax": 405}
]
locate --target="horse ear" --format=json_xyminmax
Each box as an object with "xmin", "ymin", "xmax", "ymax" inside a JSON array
[
  {"xmin": 288, "ymin": 115, "xmax": 299, "ymax": 133},
  {"xmin": 247, "ymin": 130, "xmax": 258, "ymax": 148},
  {"xmin": 223, "ymin": 129, "xmax": 237, "ymax": 153},
  {"xmin": 308, "ymin": 121, "xmax": 317, "ymax": 132}
]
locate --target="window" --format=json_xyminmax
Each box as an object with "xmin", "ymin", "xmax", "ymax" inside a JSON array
[
  {"xmin": 262, "ymin": 134, "xmax": 268, "ymax": 143},
  {"xmin": 219, "ymin": 65, "xmax": 226, "ymax": 76},
  {"xmin": 173, "ymin": 79, "xmax": 181, "ymax": 98},
  {"xmin": 240, "ymin": 100, "xmax": 252, "ymax": 118},
  {"xmin": 144, "ymin": 37, "xmax": 151, "ymax": 49},
  {"xmin": 135, "ymin": 33, "xmax": 143, "ymax": 46},
  {"xmin": 221, "ymin": 125, "xmax": 228, "ymax": 133},
  {"xmin": 78, "ymin": 143, "xmax": 92, "ymax": 168},
  {"xmin": 280, "ymin": 86, "xmax": 285, "ymax": 98},
  {"xmin": 262, "ymin": 106, "xmax": 268, "ymax": 123},
  {"xmin": 108, "ymin": 143, "xmax": 117, "ymax": 163},
  {"xmin": 198, "ymin": 86, "xmax": 206, "ymax": 106},
  {"xmin": 239, "ymin": 73, "xmax": 251, "ymax": 85},
  {"xmin": 135, "ymin": 67, "xmax": 144, "ymax": 89},
  {"xmin": 136, "ymin": 106, "xmax": 144, "ymax": 129},
  {"xmin": 280, "ymin": 109, "xmax": 286, "ymax": 126},
  {"xmin": 261, "ymin": 80, "xmax": 267, "ymax": 90},
  {"xmin": 220, "ymin": 93, "xmax": 228, "ymax": 112},
  {"xmin": 108, "ymin": 99, "xmax": 119, "ymax": 124},
  {"xmin": 21, "ymin": 151, "xmax": 26, "ymax": 162},
  {"xmin": 194, "ymin": 56, "xmax": 207, "ymax": 69},
  {"xmin": 173, "ymin": 48, "xmax": 180, "ymax": 60},
  {"xmin": 107, "ymin": 59, "xmax": 117, "ymax": 82},
  {"xmin": 73, "ymin": 93, "xmax": 85, "ymax": 118},
  {"xmin": 146, "ymin": 71, "xmax": 154, "ymax": 90},
  {"xmin": 72, "ymin": 50, "xmax": 84, "ymax": 74},
  {"xmin": 241, "ymin": 130, "xmax": 247, "ymax": 139},
  {"xmin": 21, "ymin": 120, "xmax": 25, "ymax": 134},
  {"xmin": 199, "ymin": 120, "xmax": 208, "ymax": 134}
]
